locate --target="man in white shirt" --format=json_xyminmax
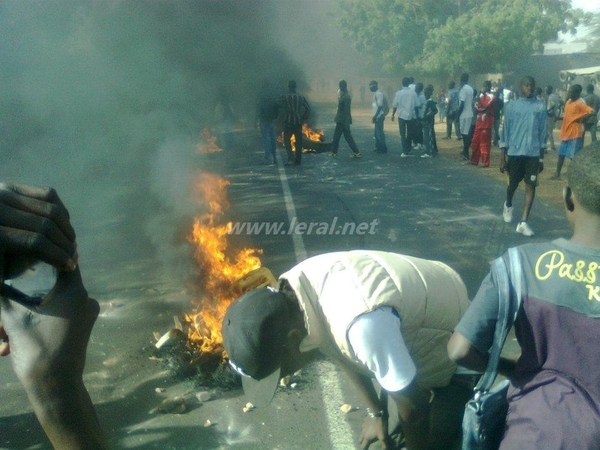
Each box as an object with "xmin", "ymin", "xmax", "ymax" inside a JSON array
[
  {"xmin": 391, "ymin": 77, "xmax": 420, "ymax": 157},
  {"xmin": 457, "ymin": 73, "xmax": 474, "ymax": 161}
]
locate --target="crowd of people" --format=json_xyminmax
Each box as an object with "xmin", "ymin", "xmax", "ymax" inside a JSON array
[{"xmin": 2, "ymin": 74, "xmax": 599, "ymax": 449}]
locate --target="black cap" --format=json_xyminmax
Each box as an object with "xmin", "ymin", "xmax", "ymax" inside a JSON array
[{"xmin": 222, "ymin": 287, "xmax": 290, "ymax": 406}]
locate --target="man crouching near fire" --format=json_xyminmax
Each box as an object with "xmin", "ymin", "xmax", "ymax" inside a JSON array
[{"xmin": 222, "ymin": 250, "xmax": 475, "ymax": 449}]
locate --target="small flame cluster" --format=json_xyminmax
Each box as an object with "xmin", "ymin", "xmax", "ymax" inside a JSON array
[
  {"xmin": 196, "ymin": 128, "xmax": 222, "ymax": 154},
  {"xmin": 184, "ymin": 172, "xmax": 262, "ymax": 355},
  {"xmin": 277, "ymin": 124, "xmax": 325, "ymax": 151}
]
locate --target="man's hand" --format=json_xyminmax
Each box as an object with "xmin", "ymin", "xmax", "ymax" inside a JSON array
[
  {"xmin": 390, "ymin": 115, "xmax": 395, "ymax": 122},
  {"xmin": 359, "ymin": 415, "xmax": 391, "ymax": 450},
  {"xmin": 372, "ymin": 116, "xmax": 376, "ymax": 124},
  {"xmin": 0, "ymin": 183, "xmax": 78, "ymax": 279},
  {"xmin": 538, "ymin": 160, "xmax": 544, "ymax": 174},
  {"xmin": 499, "ymin": 150, "xmax": 507, "ymax": 173},
  {"xmin": 0, "ymin": 183, "xmax": 106, "ymax": 449}
]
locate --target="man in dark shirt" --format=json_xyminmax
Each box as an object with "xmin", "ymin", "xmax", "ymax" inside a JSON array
[
  {"xmin": 448, "ymin": 143, "xmax": 600, "ymax": 449},
  {"xmin": 280, "ymin": 80, "xmax": 311, "ymax": 166},
  {"xmin": 329, "ymin": 80, "xmax": 361, "ymax": 159},
  {"xmin": 583, "ymin": 83, "xmax": 599, "ymax": 144}
]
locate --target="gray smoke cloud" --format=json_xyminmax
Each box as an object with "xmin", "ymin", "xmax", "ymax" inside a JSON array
[
  {"xmin": 0, "ymin": 1, "xmax": 307, "ymax": 284},
  {"xmin": 0, "ymin": 0, "xmax": 363, "ymax": 290}
]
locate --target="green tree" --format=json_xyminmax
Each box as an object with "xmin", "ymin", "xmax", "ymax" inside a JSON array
[{"xmin": 333, "ymin": 0, "xmax": 584, "ymax": 77}]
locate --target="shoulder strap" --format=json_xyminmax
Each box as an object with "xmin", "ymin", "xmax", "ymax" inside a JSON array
[
  {"xmin": 473, "ymin": 248, "xmax": 523, "ymax": 393},
  {"xmin": 474, "ymin": 257, "xmax": 510, "ymax": 392}
]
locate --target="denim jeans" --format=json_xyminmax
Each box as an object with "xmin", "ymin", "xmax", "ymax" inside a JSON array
[
  {"xmin": 399, "ymin": 118, "xmax": 411, "ymax": 153},
  {"xmin": 260, "ymin": 122, "xmax": 277, "ymax": 163},
  {"xmin": 584, "ymin": 119, "xmax": 598, "ymax": 143},
  {"xmin": 374, "ymin": 116, "xmax": 387, "ymax": 152}
]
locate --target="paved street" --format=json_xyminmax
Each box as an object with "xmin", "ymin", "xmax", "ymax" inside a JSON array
[{"xmin": 0, "ymin": 101, "xmax": 572, "ymax": 449}]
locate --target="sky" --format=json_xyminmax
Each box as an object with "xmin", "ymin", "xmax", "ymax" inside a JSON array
[{"xmin": 572, "ymin": 0, "xmax": 600, "ymax": 12}]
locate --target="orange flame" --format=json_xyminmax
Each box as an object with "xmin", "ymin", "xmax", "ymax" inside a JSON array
[
  {"xmin": 277, "ymin": 124, "xmax": 325, "ymax": 151},
  {"xmin": 196, "ymin": 128, "xmax": 222, "ymax": 154},
  {"xmin": 184, "ymin": 172, "xmax": 262, "ymax": 354}
]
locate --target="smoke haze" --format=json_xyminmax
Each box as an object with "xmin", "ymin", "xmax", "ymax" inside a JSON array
[{"xmin": 0, "ymin": 0, "xmax": 363, "ymax": 289}]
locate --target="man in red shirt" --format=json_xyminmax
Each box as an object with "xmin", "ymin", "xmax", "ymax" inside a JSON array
[{"xmin": 470, "ymin": 80, "xmax": 495, "ymax": 167}]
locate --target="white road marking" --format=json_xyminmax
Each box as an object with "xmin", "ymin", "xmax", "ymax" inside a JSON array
[{"xmin": 277, "ymin": 161, "xmax": 356, "ymax": 449}]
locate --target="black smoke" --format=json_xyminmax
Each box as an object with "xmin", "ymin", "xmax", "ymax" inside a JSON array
[{"xmin": 0, "ymin": 0, "xmax": 311, "ymax": 287}]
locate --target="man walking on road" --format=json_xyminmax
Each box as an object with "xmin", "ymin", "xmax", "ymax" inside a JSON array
[
  {"xmin": 500, "ymin": 75, "xmax": 547, "ymax": 237},
  {"xmin": 330, "ymin": 80, "xmax": 362, "ymax": 159}
]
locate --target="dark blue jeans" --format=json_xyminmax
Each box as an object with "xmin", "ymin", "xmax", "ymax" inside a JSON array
[
  {"xmin": 260, "ymin": 122, "xmax": 277, "ymax": 163},
  {"xmin": 399, "ymin": 118, "xmax": 411, "ymax": 153},
  {"xmin": 374, "ymin": 116, "xmax": 387, "ymax": 152}
]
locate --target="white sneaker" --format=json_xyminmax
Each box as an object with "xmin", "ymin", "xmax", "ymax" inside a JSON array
[
  {"xmin": 420, "ymin": 153, "xmax": 432, "ymax": 158},
  {"xmin": 516, "ymin": 221, "xmax": 534, "ymax": 237},
  {"xmin": 502, "ymin": 202, "xmax": 513, "ymax": 223},
  {"xmin": 400, "ymin": 152, "xmax": 411, "ymax": 158}
]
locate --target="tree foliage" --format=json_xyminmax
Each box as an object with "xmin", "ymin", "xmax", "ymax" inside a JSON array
[{"xmin": 333, "ymin": 0, "xmax": 586, "ymax": 77}]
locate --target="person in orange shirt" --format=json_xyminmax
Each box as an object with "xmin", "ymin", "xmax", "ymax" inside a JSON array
[{"xmin": 549, "ymin": 84, "xmax": 594, "ymax": 180}]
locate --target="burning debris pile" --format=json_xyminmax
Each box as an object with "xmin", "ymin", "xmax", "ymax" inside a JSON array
[
  {"xmin": 196, "ymin": 128, "xmax": 222, "ymax": 154},
  {"xmin": 278, "ymin": 124, "xmax": 331, "ymax": 153},
  {"xmin": 154, "ymin": 172, "xmax": 276, "ymax": 383}
]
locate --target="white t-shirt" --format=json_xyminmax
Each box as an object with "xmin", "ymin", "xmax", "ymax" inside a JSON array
[
  {"xmin": 459, "ymin": 84, "xmax": 474, "ymax": 119},
  {"xmin": 372, "ymin": 90, "xmax": 384, "ymax": 118},
  {"xmin": 347, "ymin": 306, "xmax": 416, "ymax": 392}
]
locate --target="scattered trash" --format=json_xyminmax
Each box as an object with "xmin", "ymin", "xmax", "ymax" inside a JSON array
[
  {"xmin": 158, "ymin": 396, "xmax": 187, "ymax": 414},
  {"xmin": 196, "ymin": 391, "xmax": 212, "ymax": 402},
  {"xmin": 340, "ymin": 403, "xmax": 358, "ymax": 414},
  {"xmin": 243, "ymin": 402, "xmax": 255, "ymax": 413}
]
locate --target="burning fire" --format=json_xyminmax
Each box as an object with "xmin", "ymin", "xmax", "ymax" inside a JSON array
[
  {"xmin": 277, "ymin": 123, "xmax": 325, "ymax": 151},
  {"xmin": 183, "ymin": 172, "xmax": 262, "ymax": 356},
  {"xmin": 196, "ymin": 128, "xmax": 222, "ymax": 154}
]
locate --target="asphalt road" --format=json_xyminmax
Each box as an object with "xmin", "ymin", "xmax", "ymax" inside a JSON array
[{"xmin": 0, "ymin": 102, "xmax": 572, "ymax": 449}]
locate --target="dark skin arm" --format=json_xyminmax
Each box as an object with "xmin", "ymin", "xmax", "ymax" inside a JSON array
[
  {"xmin": 0, "ymin": 183, "xmax": 107, "ymax": 450},
  {"xmin": 337, "ymin": 362, "xmax": 391, "ymax": 450},
  {"xmin": 447, "ymin": 332, "xmax": 516, "ymax": 377}
]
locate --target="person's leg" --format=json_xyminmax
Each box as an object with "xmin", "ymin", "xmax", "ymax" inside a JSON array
[
  {"xmin": 470, "ymin": 127, "xmax": 481, "ymax": 165},
  {"xmin": 293, "ymin": 125, "xmax": 303, "ymax": 164},
  {"xmin": 342, "ymin": 124, "xmax": 360, "ymax": 154},
  {"xmin": 591, "ymin": 121, "xmax": 597, "ymax": 143},
  {"xmin": 445, "ymin": 115, "xmax": 453, "ymax": 138},
  {"xmin": 547, "ymin": 117, "xmax": 556, "ymax": 151},
  {"xmin": 480, "ymin": 128, "xmax": 492, "ymax": 167},
  {"xmin": 422, "ymin": 122, "xmax": 431, "ymax": 155},
  {"xmin": 493, "ymin": 117, "xmax": 500, "ymax": 147},
  {"xmin": 267, "ymin": 123, "xmax": 277, "ymax": 163},
  {"xmin": 331, "ymin": 122, "xmax": 343, "ymax": 155},
  {"xmin": 399, "ymin": 119, "xmax": 409, "ymax": 154},
  {"xmin": 283, "ymin": 127, "xmax": 294, "ymax": 164},
  {"xmin": 522, "ymin": 183, "xmax": 536, "ymax": 222},
  {"xmin": 427, "ymin": 376, "xmax": 476, "ymax": 450},
  {"xmin": 459, "ymin": 118, "xmax": 471, "ymax": 159},
  {"xmin": 454, "ymin": 115, "xmax": 461, "ymax": 139},
  {"xmin": 375, "ymin": 117, "xmax": 387, "ymax": 152},
  {"xmin": 407, "ymin": 119, "xmax": 416, "ymax": 150}
]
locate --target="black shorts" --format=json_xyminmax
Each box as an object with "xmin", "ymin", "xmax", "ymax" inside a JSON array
[{"xmin": 507, "ymin": 156, "xmax": 540, "ymax": 187}]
